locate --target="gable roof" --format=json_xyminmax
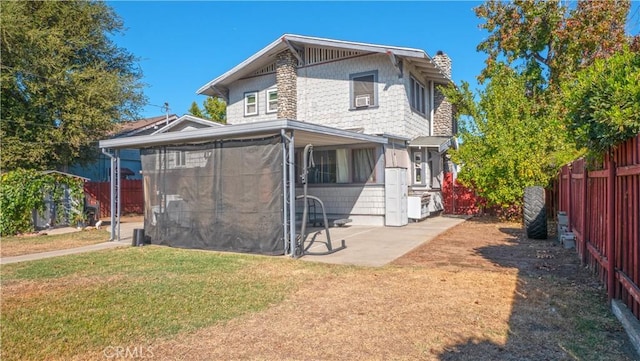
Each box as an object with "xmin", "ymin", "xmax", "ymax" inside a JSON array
[
  {"xmin": 41, "ymin": 170, "xmax": 90, "ymax": 182},
  {"xmin": 115, "ymin": 114, "xmax": 179, "ymax": 138},
  {"xmin": 152, "ymin": 114, "xmax": 224, "ymax": 135},
  {"xmin": 197, "ymin": 34, "xmax": 452, "ymax": 98}
]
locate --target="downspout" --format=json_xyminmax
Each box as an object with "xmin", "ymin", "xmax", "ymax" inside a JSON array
[{"xmin": 429, "ymin": 80, "xmax": 434, "ymax": 136}]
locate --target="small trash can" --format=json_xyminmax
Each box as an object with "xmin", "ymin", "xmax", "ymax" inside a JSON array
[{"xmin": 132, "ymin": 228, "xmax": 145, "ymax": 247}]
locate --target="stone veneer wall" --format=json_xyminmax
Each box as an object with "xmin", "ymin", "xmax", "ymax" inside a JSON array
[
  {"xmin": 432, "ymin": 51, "xmax": 454, "ymax": 137},
  {"xmin": 433, "ymin": 88, "xmax": 453, "ymax": 136},
  {"xmin": 276, "ymin": 50, "xmax": 297, "ymax": 119}
]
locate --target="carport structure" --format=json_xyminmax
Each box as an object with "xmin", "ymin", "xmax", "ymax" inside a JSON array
[{"xmin": 99, "ymin": 119, "xmax": 387, "ymax": 256}]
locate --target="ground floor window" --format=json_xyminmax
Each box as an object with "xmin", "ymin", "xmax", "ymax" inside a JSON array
[
  {"xmin": 412, "ymin": 149, "xmax": 443, "ymax": 189},
  {"xmin": 298, "ymin": 146, "xmax": 378, "ymax": 184}
]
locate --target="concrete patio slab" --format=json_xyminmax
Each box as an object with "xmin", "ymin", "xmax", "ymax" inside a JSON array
[
  {"xmin": 1, "ymin": 216, "xmax": 467, "ymax": 267},
  {"xmin": 300, "ymin": 215, "xmax": 469, "ymax": 267}
]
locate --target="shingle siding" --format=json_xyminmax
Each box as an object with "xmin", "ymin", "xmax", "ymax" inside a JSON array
[
  {"xmin": 225, "ymin": 52, "xmax": 454, "ymax": 140},
  {"xmin": 296, "ymin": 53, "xmax": 407, "ymax": 135},
  {"xmin": 226, "ymin": 73, "xmax": 277, "ymax": 124},
  {"xmin": 296, "ymin": 185, "xmax": 385, "ymax": 216}
]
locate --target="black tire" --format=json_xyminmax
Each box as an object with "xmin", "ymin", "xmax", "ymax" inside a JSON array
[{"xmin": 524, "ymin": 186, "xmax": 547, "ymax": 239}]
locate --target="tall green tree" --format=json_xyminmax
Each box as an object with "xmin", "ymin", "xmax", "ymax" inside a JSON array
[
  {"xmin": 0, "ymin": 1, "xmax": 145, "ymax": 171},
  {"xmin": 188, "ymin": 102, "xmax": 205, "ymax": 118},
  {"xmin": 443, "ymin": 67, "xmax": 577, "ymax": 206},
  {"xmin": 444, "ymin": 0, "xmax": 635, "ymax": 209},
  {"xmin": 476, "ymin": 0, "xmax": 631, "ymax": 86},
  {"xmin": 188, "ymin": 97, "xmax": 226, "ymax": 124}
]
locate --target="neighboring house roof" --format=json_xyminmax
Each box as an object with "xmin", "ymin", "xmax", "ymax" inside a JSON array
[
  {"xmin": 41, "ymin": 170, "xmax": 90, "ymax": 182},
  {"xmin": 197, "ymin": 34, "xmax": 452, "ymax": 98},
  {"xmin": 152, "ymin": 114, "xmax": 224, "ymax": 135},
  {"xmin": 115, "ymin": 114, "xmax": 179, "ymax": 138},
  {"xmin": 100, "ymin": 119, "xmax": 388, "ymax": 150}
]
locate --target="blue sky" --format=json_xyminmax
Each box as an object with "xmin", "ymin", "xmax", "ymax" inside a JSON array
[{"xmin": 108, "ymin": 1, "xmax": 640, "ymax": 120}]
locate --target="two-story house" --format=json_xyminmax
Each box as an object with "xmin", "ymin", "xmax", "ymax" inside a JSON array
[
  {"xmin": 99, "ymin": 34, "xmax": 456, "ymax": 255},
  {"xmin": 197, "ymin": 34, "xmax": 455, "ymax": 224}
]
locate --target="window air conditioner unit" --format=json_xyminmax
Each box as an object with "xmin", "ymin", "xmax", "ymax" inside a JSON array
[{"xmin": 355, "ymin": 95, "xmax": 370, "ymax": 108}]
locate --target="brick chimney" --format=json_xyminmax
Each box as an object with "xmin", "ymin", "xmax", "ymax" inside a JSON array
[{"xmin": 276, "ymin": 50, "xmax": 297, "ymax": 119}]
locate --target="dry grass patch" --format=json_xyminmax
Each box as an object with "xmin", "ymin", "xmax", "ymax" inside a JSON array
[
  {"xmin": 3, "ymin": 217, "xmax": 636, "ymax": 361},
  {"xmin": 128, "ymin": 218, "xmax": 634, "ymax": 361},
  {"xmin": 0, "ymin": 229, "xmax": 109, "ymax": 257}
]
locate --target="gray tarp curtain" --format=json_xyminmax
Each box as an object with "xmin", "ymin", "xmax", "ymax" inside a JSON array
[{"xmin": 140, "ymin": 135, "xmax": 284, "ymax": 255}]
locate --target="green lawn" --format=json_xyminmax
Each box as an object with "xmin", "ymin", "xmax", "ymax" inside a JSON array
[{"xmin": 0, "ymin": 246, "xmax": 311, "ymax": 361}]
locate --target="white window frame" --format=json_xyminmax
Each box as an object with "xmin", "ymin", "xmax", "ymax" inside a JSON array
[
  {"xmin": 244, "ymin": 91, "xmax": 258, "ymax": 116},
  {"xmin": 410, "ymin": 75, "xmax": 427, "ymax": 115},
  {"xmin": 413, "ymin": 151, "xmax": 423, "ymax": 185},
  {"xmin": 266, "ymin": 88, "xmax": 277, "ymax": 114},
  {"xmin": 175, "ymin": 151, "xmax": 187, "ymax": 168}
]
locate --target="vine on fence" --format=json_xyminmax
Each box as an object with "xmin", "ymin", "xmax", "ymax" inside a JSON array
[{"xmin": 0, "ymin": 169, "xmax": 84, "ymax": 236}]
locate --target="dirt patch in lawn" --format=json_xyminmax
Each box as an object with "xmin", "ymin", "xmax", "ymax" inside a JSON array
[{"xmin": 74, "ymin": 217, "xmax": 636, "ymax": 361}]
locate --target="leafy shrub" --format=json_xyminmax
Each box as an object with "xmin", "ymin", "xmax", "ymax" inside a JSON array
[
  {"xmin": 0, "ymin": 169, "xmax": 84, "ymax": 235},
  {"xmin": 563, "ymin": 48, "xmax": 640, "ymax": 157}
]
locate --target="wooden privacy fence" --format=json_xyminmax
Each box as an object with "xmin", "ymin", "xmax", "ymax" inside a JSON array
[
  {"xmin": 442, "ymin": 172, "xmax": 482, "ymax": 215},
  {"xmin": 556, "ymin": 134, "xmax": 640, "ymax": 318},
  {"xmin": 84, "ymin": 180, "xmax": 144, "ymax": 218}
]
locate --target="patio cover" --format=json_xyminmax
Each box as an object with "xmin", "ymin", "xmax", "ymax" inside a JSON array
[{"xmin": 100, "ymin": 119, "xmax": 388, "ymax": 255}]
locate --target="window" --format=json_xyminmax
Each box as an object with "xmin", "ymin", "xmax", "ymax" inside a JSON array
[
  {"xmin": 410, "ymin": 76, "xmax": 426, "ymax": 114},
  {"xmin": 413, "ymin": 151, "xmax": 423, "ymax": 184},
  {"xmin": 298, "ymin": 147, "xmax": 378, "ymax": 184},
  {"xmin": 174, "ymin": 151, "xmax": 186, "ymax": 167},
  {"xmin": 353, "ymin": 148, "xmax": 376, "ymax": 183},
  {"xmin": 266, "ymin": 89, "xmax": 277, "ymax": 113},
  {"xmin": 350, "ymin": 70, "xmax": 378, "ymax": 109},
  {"xmin": 244, "ymin": 91, "xmax": 258, "ymax": 116},
  {"xmin": 308, "ymin": 150, "xmax": 336, "ymax": 184}
]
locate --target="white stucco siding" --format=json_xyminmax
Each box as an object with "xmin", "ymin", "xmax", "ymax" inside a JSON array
[
  {"xmin": 226, "ymin": 73, "xmax": 277, "ymax": 124},
  {"xmin": 296, "ymin": 54, "xmax": 408, "ymax": 136}
]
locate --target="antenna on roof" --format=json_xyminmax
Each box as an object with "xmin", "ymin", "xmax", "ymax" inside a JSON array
[{"xmin": 162, "ymin": 102, "xmax": 170, "ymax": 125}]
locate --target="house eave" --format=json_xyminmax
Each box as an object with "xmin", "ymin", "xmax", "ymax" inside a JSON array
[
  {"xmin": 100, "ymin": 119, "xmax": 388, "ymax": 150},
  {"xmin": 196, "ymin": 34, "xmax": 452, "ymax": 96},
  {"xmin": 408, "ymin": 136, "xmax": 452, "ymax": 153}
]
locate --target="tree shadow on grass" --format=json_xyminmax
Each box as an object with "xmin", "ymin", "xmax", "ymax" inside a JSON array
[{"xmin": 438, "ymin": 222, "xmax": 637, "ymax": 361}]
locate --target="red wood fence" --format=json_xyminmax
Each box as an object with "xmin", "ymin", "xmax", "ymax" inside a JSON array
[
  {"xmin": 442, "ymin": 172, "xmax": 482, "ymax": 215},
  {"xmin": 556, "ymin": 134, "xmax": 640, "ymax": 318},
  {"xmin": 84, "ymin": 180, "xmax": 144, "ymax": 218}
]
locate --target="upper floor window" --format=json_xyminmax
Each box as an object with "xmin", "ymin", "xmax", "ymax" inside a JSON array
[
  {"xmin": 244, "ymin": 91, "xmax": 258, "ymax": 116},
  {"xmin": 266, "ymin": 89, "xmax": 277, "ymax": 113},
  {"xmin": 350, "ymin": 70, "xmax": 378, "ymax": 109},
  {"xmin": 410, "ymin": 76, "xmax": 426, "ymax": 115}
]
